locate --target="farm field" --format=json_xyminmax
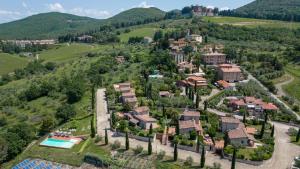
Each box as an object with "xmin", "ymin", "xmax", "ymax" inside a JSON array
[
  {"xmin": 203, "ymin": 16, "xmax": 300, "ymax": 29},
  {"xmin": 118, "ymin": 27, "xmax": 159, "ymax": 42},
  {"xmin": 0, "ymin": 53, "xmax": 29, "ymax": 75},
  {"xmin": 39, "ymin": 43, "xmax": 104, "ymax": 63},
  {"xmin": 283, "ymin": 64, "xmax": 300, "ymax": 101}
]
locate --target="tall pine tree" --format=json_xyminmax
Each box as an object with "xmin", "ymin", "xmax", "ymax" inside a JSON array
[
  {"xmin": 200, "ymin": 145, "xmax": 205, "ymax": 168},
  {"xmin": 231, "ymin": 148, "xmax": 237, "ymax": 169},
  {"xmin": 125, "ymin": 131, "xmax": 129, "ymax": 150},
  {"xmin": 148, "ymin": 137, "xmax": 152, "ymax": 155},
  {"xmin": 105, "ymin": 128, "xmax": 108, "ymax": 145}
]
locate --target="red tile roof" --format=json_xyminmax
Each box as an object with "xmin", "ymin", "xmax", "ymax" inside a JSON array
[
  {"xmin": 179, "ymin": 120, "xmax": 202, "ymax": 131},
  {"xmin": 134, "ymin": 115, "xmax": 156, "ymax": 122},
  {"xmin": 134, "ymin": 106, "xmax": 150, "ymax": 114},
  {"xmin": 219, "ymin": 64, "xmax": 241, "ymax": 73},
  {"xmin": 262, "ymin": 103, "xmax": 278, "ymax": 110},
  {"xmin": 217, "ymin": 80, "xmax": 230, "ymax": 88},
  {"xmin": 183, "ymin": 110, "xmax": 200, "ymax": 117},
  {"xmin": 221, "ymin": 117, "xmax": 240, "ymax": 124},
  {"xmin": 228, "ymin": 128, "xmax": 249, "ymax": 139}
]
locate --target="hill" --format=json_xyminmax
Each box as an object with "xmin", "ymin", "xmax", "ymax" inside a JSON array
[
  {"xmin": 222, "ymin": 0, "xmax": 300, "ymax": 22},
  {"xmin": 0, "ymin": 8, "xmax": 165, "ymax": 39},
  {"xmin": 107, "ymin": 7, "xmax": 165, "ymax": 24},
  {"xmin": 0, "ymin": 12, "xmax": 100, "ymax": 39}
]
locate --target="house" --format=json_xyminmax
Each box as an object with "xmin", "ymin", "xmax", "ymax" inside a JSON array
[
  {"xmin": 134, "ymin": 115, "xmax": 157, "ymax": 130},
  {"xmin": 186, "ymin": 34, "xmax": 203, "ymax": 43},
  {"xmin": 171, "ymin": 38, "xmax": 188, "ymax": 49},
  {"xmin": 229, "ymin": 96, "xmax": 278, "ymax": 118},
  {"xmin": 114, "ymin": 82, "xmax": 131, "ymax": 92},
  {"xmin": 170, "ymin": 50, "xmax": 186, "ymax": 64},
  {"xmin": 78, "ymin": 35, "xmax": 93, "ymax": 42},
  {"xmin": 203, "ymin": 53, "xmax": 226, "ymax": 65},
  {"xmin": 159, "ymin": 91, "xmax": 171, "ymax": 98},
  {"xmin": 186, "ymin": 75, "xmax": 208, "ymax": 88},
  {"xmin": 179, "ymin": 120, "xmax": 203, "ymax": 135},
  {"xmin": 216, "ymin": 80, "xmax": 232, "ymax": 90},
  {"xmin": 220, "ymin": 117, "xmax": 241, "ymax": 132},
  {"xmin": 228, "ymin": 127, "xmax": 250, "ymax": 147},
  {"xmin": 177, "ymin": 61, "xmax": 195, "ymax": 73},
  {"xmin": 202, "ymin": 44, "xmax": 224, "ymax": 53},
  {"xmin": 181, "ymin": 110, "xmax": 200, "ymax": 122},
  {"xmin": 133, "ymin": 106, "xmax": 150, "ymax": 115},
  {"xmin": 217, "ymin": 64, "xmax": 241, "ymax": 82}
]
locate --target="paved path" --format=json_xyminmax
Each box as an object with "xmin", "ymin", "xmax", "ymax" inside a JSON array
[
  {"xmin": 96, "ymin": 88, "xmax": 300, "ymax": 169},
  {"xmin": 245, "ymin": 71, "xmax": 300, "ymax": 120},
  {"xmin": 274, "ymin": 74, "xmax": 294, "ymax": 98}
]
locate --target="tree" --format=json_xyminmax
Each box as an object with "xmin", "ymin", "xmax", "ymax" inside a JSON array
[
  {"xmin": 91, "ymin": 85, "xmax": 95, "ymax": 110},
  {"xmin": 56, "ymin": 104, "xmax": 76, "ymax": 123},
  {"xmin": 39, "ymin": 115, "xmax": 56, "ymax": 135},
  {"xmin": 204, "ymin": 100, "xmax": 208, "ymax": 111},
  {"xmin": 260, "ymin": 121, "xmax": 265, "ymax": 139},
  {"xmin": 196, "ymin": 91, "xmax": 200, "ymax": 109},
  {"xmin": 148, "ymin": 137, "xmax": 152, "ymax": 155},
  {"xmin": 271, "ymin": 125, "xmax": 275, "ymax": 138},
  {"xmin": 200, "ymin": 145, "xmax": 205, "ymax": 168},
  {"xmin": 0, "ymin": 137, "xmax": 8, "ymax": 163},
  {"xmin": 241, "ymin": 108, "xmax": 246, "ymax": 124},
  {"xmin": 173, "ymin": 139, "xmax": 178, "ymax": 161},
  {"xmin": 231, "ymin": 148, "xmax": 237, "ymax": 169},
  {"xmin": 125, "ymin": 131, "xmax": 129, "ymax": 150},
  {"xmin": 90, "ymin": 116, "xmax": 95, "ymax": 138},
  {"xmin": 111, "ymin": 111, "xmax": 117, "ymax": 129},
  {"xmin": 196, "ymin": 135, "xmax": 203, "ymax": 153},
  {"xmin": 149, "ymin": 123, "xmax": 153, "ymax": 135},
  {"xmin": 176, "ymin": 120, "xmax": 180, "ymax": 135},
  {"xmin": 296, "ymin": 128, "xmax": 300, "ymax": 142},
  {"xmin": 105, "ymin": 128, "xmax": 108, "ymax": 145}
]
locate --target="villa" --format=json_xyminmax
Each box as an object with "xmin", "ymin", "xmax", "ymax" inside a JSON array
[
  {"xmin": 217, "ymin": 64, "xmax": 242, "ymax": 82},
  {"xmin": 203, "ymin": 52, "xmax": 226, "ymax": 65},
  {"xmin": 133, "ymin": 106, "xmax": 150, "ymax": 115},
  {"xmin": 228, "ymin": 127, "xmax": 251, "ymax": 147},
  {"xmin": 134, "ymin": 115, "xmax": 157, "ymax": 130},
  {"xmin": 181, "ymin": 109, "xmax": 200, "ymax": 122},
  {"xmin": 220, "ymin": 117, "xmax": 241, "ymax": 132},
  {"xmin": 179, "ymin": 120, "xmax": 203, "ymax": 135}
]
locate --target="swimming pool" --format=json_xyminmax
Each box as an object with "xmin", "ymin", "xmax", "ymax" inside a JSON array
[{"xmin": 40, "ymin": 138, "xmax": 76, "ymax": 149}]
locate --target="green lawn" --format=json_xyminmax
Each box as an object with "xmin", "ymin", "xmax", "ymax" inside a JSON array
[
  {"xmin": 119, "ymin": 27, "xmax": 159, "ymax": 42},
  {"xmin": 203, "ymin": 16, "xmax": 300, "ymax": 29},
  {"xmin": 0, "ymin": 53, "xmax": 29, "ymax": 75},
  {"xmin": 39, "ymin": 43, "xmax": 102, "ymax": 63},
  {"xmin": 283, "ymin": 64, "xmax": 300, "ymax": 101}
]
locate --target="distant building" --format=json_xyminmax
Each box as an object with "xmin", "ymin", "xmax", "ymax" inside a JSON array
[
  {"xmin": 203, "ymin": 53, "xmax": 226, "ymax": 65},
  {"xmin": 3, "ymin": 39, "xmax": 55, "ymax": 48},
  {"xmin": 77, "ymin": 35, "xmax": 93, "ymax": 42},
  {"xmin": 217, "ymin": 64, "xmax": 242, "ymax": 82},
  {"xmin": 171, "ymin": 50, "xmax": 186, "ymax": 64},
  {"xmin": 186, "ymin": 34, "xmax": 202, "ymax": 43},
  {"xmin": 177, "ymin": 61, "xmax": 195, "ymax": 73},
  {"xmin": 134, "ymin": 115, "xmax": 157, "ymax": 130},
  {"xmin": 143, "ymin": 37, "xmax": 153, "ymax": 44},
  {"xmin": 133, "ymin": 106, "xmax": 150, "ymax": 115},
  {"xmin": 177, "ymin": 75, "xmax": 208, "ymax": 89},
  {"xmin": 114, "ymin": 82, "xmax": 137, "ymax": 108},
  {"xmin": 216, "ymin": 80, "xmax": 232, "ymax": 90},
  {"xmin": 228, "ymin": 127, "xmax": 250, "ymax": 146},
  {"xmin": 181, "ymin": 109, "xmax": 200, "ymax": 122},
  {"xmin": 179, "ymin": 120, "xmax": 203, "ymax": 135}
]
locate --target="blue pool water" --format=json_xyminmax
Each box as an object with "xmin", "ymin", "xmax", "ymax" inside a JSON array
[{"xmin": 40, "ymin": 138, "xmax": 75, "ymax": 149}]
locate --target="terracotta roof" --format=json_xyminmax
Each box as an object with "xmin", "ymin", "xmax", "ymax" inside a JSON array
[
  {"xmin": 183, "ymin": 110, "xmax": 200, "ymax": 117},
  {"xmin": 245, "ymin": 127, "xmax": 257, "ymax": 135},
  {"xmin": 228, "ymin": 128, "xmax": 249, "ymax": 139},
  {"xmin": 244, "ymin": 97, "xmax": 256, "ymax": 103},
  {"xmin": 134, "ymin": 115, "xmax": 156, "ymax": 122},
  {"xmin": 134, "ymin": 106, "xmax": 150, "ymax": 114},
  {"xmin": 262, "ymin": 103, "xmax": 278, "ymax": 110},
  {"xmin": 119, "ymin": 87, "xmax": 131, "ymax": 93},
  {"xmin": 214, "ymin": 140, "xmax": 225, "ymax": 149},
  {"xmin": 217, "ymin": 80, "xmax": 230, "ymax": 88},
  {"xmin": 124, "ymin": 97, "xmax": 137, "ymax": 103},
  {"xmin": 221, "ymin": 117, "xmax": 240, "ymax": 124},
  {"xmin": 187, "ymin": 75, "xmax": 207, "ymax": 82},
  {"xmin": 168, "ymin": 127, "xmax": 176, "ymax": 135},
  {"xmin": 219, "ymin": 64, "xmax": 241, "ymax": 73},
  {"xmin": 231, "ymin": 99, "xmax": 246, "ymax": 106},
  {"xmin": 122, "ymin": 92, "xmax": 135, "ymax": 98},
  {"xmin": 179, "ymin": 120, "xmax": 202, "ymax": 131}
]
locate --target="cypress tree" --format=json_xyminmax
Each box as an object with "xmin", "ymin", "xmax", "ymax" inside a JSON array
[
  {"xmin": 243, "ymin": 111, "xmax": 246, "ymax": 124},
  {"xmin": 162, "ymin": 104, "xmax": 166, "ymax": 117},
  {"xmin": 125, "ymin": 131, "xmax": 129, "ymax": 150},
  {"xmin": 149, "ymin": 123, "xmax": 153, "ymax": 135},
  {"xmin": 271, "ymin": 125, "xmax": 275, "ymax": 137},
  {"xmin": 174, "ymin": 140, "xmax": 178, "ymax": 161},
  {"xmin": 296, "ymin": 128, "xmax": 300, "ymax": 142},
  {"xmin": 176, "ymin": 120, "xmax": 180, "ymax": 135},
  {"xmin": 194, "ymin": 81, "xmax": 197, "ymax": 93},
  {"xmin": 111, "ymin": 111, "xmax": 116, "ymax": 129},
  {"xmin": 90, "ymin": 116, "xmax": 95, "ymax": 138},
  {"xmin": 204, "ymin": 100, "xmax": 208, "ymax": 111},
  {"xmin": 148, "ymin": 137, "xmax": 152, "ymax": 155},
  {"xmin": 105, "ymin": 128, "xmax": 108, "ymax": 145},
  {"xmin": 231, "ymin": 148, "xmax": 236, "ymax": 169},
  {"xmin": 185, "ymin": 85, "xmax": 188, "ymax": 96},
  {"xmin": 196, "ymin": 135, "xmax": 201, "ymax": 153},
  {"xmin": 260, "ymin": 121, "xmax": 265, "ymax": 139},
  {"xmin": 200, "ymin": 145, "xmax": 205, "ymax": 168},
  {"xmin": 91, "ymin": 84, "xmax": 95, "ymax": 111}
]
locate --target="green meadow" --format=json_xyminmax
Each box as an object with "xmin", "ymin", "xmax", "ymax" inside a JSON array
[
  {"xmin": 0, "ymin": 53, "xmax": 29, "ymax": 75},
  {"xmin": 283, "ymin": 64, "xmax": 300, "ymax": 101}
]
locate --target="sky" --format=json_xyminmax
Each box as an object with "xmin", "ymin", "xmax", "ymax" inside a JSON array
[{"xmin": 0, "ymin": 0, "xmax": 254, "ymax": 23}]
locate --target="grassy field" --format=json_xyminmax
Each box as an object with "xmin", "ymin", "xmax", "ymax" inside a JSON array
[
  {"xmin": 39, "ymin": 43, "xmax": 103, "ymax": 63},
  {"xmin": 203, "ymin": 16, "xmax": 300, "ymax": 29},
  {"xmin": 0, "ymin": 53, "xmax": 30, "ymax": 75},
  {"xmin": 283, "ymin": 64, "xmax": 300, "ymax": 101},
  {"xmin": 118, "ymin": 27, "xmax": 159, "ymax": 42}
]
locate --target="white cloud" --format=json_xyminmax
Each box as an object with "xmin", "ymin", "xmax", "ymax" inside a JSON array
[
  {"xmin": 0, "ymin": 10, "xmax": 21, "ymax": 16},
  {"xmin": 137, "ymin": 1, "xmax": 154, "ymax": 8},
  {"xmin": 22, "ymin": 2, "xmax": 27, "ymax": 8},
  {"xmin": 0, "ymin": 10, "xmax": 22, "ymax": 23},
  {"xmin": 207, "ymin": 5, "xmax": 215, "ymax": 9},
  {"xmin": 70, "ymin": 8, "xmax": 111, "ymax": 19},
  {"xmin": 220, "ymin": 7, "xmax": 230, "ymax": 11},
  {"xmin": 47, "ymin": 3, "xmax": 65, "ymax": 12}
]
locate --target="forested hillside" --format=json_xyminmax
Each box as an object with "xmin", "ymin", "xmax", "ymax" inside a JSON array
[
  {"xmin": 220, "ymin": 0, "xmax": 300, "ymax": 22},
  {"xmin": 0, "ymin": 8, "xmax": 165, "ymax": 40}
]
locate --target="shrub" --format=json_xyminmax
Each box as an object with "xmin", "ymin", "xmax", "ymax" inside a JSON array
[
  {"xmin": 94, "ymin": 135, "xmax": 102, "ymax": 143},
  {"xmin": 111, "ymin": 140, "xmax": 121, "ymax": 150},
  {"xmin": 134, "ymin": 145, "xmax": 144, "ymax": 154},
  {"xmin": 157, "ymin": 150, "xmax": 166, "ymax": 160},
  {"xmin": 184, "ymin": 156, "xmax": 193, "ymax": 166}
]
